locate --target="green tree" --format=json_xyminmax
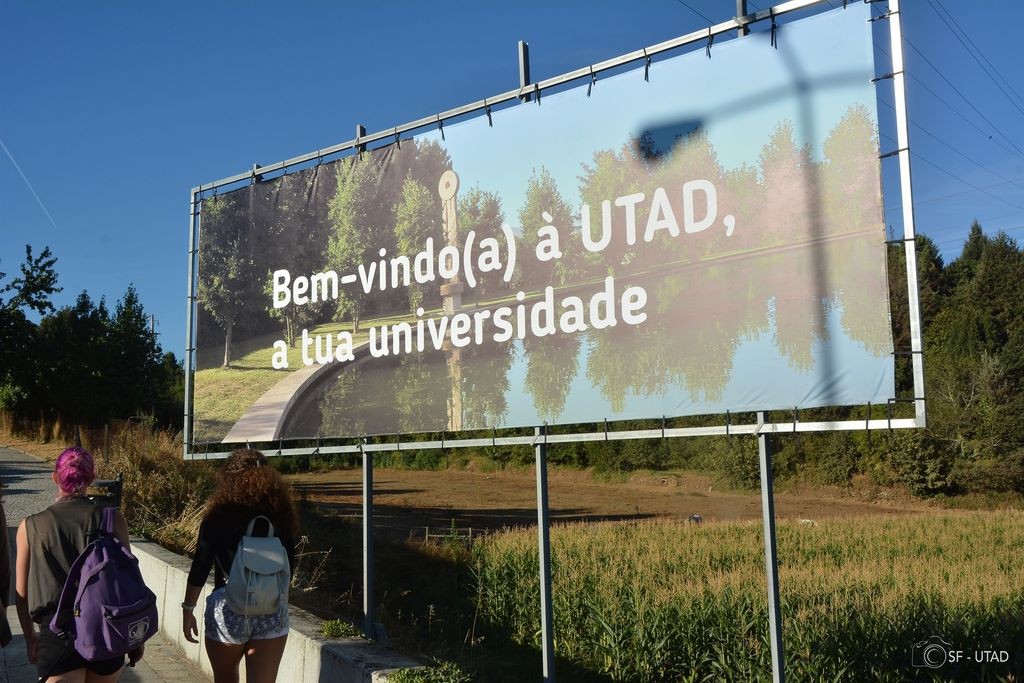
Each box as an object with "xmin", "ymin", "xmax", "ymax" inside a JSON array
[
  {"xmin": 327, "ymin": 156, "xmax": 390, "ymax": 333},
  {"xmin": 35, "ymin": 292, "xmax": 113, "ymax": 422},
  {"xmin": 2, "ymin": 244, "xmax": 62, "ymax": 314},
  {"xmin": 196, "ymin": 192, "xmax": 259, "ymax": 366},
  {"xmin": 517, "ymin": 167, "xmax": 576, "ymax": 290},
  {"xmin": 394, "ymin": 177, "xmax": 443, "ymax": 312},
  {"xmin": 946, "ymin": 220, "xmax": 988, "ymax": 288},
  {"xmin": 108, "ymin": 285, "xmax": 164, "ymax": 418},
  {"xmin": 577, "ymin": 147, "xmax": 644, "ymax": 275},
  {"xmin": 0, "ymin": 245, "xmax": 61, "ymax": 410},
  {"xmin": 457, "ymin": 187, "xmax": 506, "ymax": 300}
]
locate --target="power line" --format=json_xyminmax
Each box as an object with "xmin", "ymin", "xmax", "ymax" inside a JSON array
[
  {"xmin": 877, "ymin": 97, "xmax": 1024, "ymax": 193},
  {"xmin": 880, "ymin": 131, "xmax": 1024, "ymax": 212},
  {"xmin": 902, "ymin": 35, "xmax": 1024, "ymax": 158},
  {"xmin": 924, "ymin": 0, "xmax": 1024, "ymax": 122},
  {"xmin": 884, "ymin": 175, "xmax": 1024, "ymax": 211},
  {"xmin": 883, "ymin": 175, "xmax": 1024, "ymax": 214},
  {"xmin": 926, "ymin": 209, "xmax": 1024, "ymax": 239},
  {"xmin": 872, "ymin": 41, "xmax": 1024, "ymax": 164},
  {"xmin": 929, "ymin": 0, "xmax": 1024, "ymax": 112},
  {"xmin": 933, "ymin": 222, "xmax": 1024, "ymax": 249},
  {"xmin": 675, "ymin": 0, "xmax": 712, "ymax": 24}
]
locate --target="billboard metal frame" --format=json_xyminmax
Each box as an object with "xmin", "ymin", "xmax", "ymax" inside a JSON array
[
  {"xmin": 183, "ymin": 0, "xmax": 926, "ymax": 461},
  {"xmin": 184, "ymin": 2, "xmax": 923, "ymax": 678}
]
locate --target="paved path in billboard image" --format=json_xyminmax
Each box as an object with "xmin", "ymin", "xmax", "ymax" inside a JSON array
[
  {"xmin": 222, "ymin": 339, "xmax": 373, "ymax": 443},
  {"xmin": 1, "ymin": 446, "xmax": 210, "ymax": 683}
]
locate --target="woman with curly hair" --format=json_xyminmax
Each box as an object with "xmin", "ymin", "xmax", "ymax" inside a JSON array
[
  {"xmin": 14, "ymin": 447, "xmax": 142, "ymax": 681},
  {"xmin": 182, "ymin": 448, "xmax": 298, "ymax": 683}
]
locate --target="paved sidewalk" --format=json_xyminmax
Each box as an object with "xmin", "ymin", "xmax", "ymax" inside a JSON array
[
  {"xmin": 4, "ymin": 610, "xmax": 206, "ymax": 683},
  {"xmin": 1, "ymin": 446, "xmax": 209, "ymax": 682}
]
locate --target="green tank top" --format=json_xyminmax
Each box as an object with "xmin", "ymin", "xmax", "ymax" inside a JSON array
[{"xmin": 25, "ymin": 497, "xmax": 105, "ymax": 623}]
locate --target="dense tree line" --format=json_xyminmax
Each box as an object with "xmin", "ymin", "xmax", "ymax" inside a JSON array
[{"xmin": 0, "ymin": 245, "xmax": 183, "ymax": 428}]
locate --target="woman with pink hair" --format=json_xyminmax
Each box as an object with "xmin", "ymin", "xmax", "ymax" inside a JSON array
[{"xmin": 14, "ymin": 447, "xmax": 144, "ymax": 682}]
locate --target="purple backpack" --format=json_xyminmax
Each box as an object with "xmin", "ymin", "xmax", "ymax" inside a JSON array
[{"xmin": 49, "ymin": 506, "xmax": 159, "ymax": 660}]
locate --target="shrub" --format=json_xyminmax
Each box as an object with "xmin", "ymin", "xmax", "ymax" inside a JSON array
[
  {"xmin": 321, "ymin": 618, "xmax": 362, "ymax": 639},
  {"xmin": 879, "ymin": 431, "xmax": 954, "ymax": 496},
  {"xmin": 386, "ymin": 662, "xmax": 471, "ymax": 683}
]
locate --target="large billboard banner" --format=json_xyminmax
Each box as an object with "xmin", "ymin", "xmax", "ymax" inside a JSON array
[{"xmin": 192, "ymin": 4, "xmax": 892, "ymax": 444}]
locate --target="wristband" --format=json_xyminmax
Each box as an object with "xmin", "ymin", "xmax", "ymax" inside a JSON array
[{"xmin": 181, "ymin": 602, "xmax": 197, "ymax": 611}]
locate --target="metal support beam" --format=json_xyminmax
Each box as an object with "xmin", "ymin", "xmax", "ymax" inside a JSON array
[
  {"xmin": 519, "ymin": 40, "xmax": 531, "ymax": 102},
  {"xmin": 183, "ymin": 190, "xmax": 198, "ymax": 458},
  {"xmin": 362, "ymin": 439, "xmax": 376, "ymax": 639},
  {"xmin": 185, "ymin": 417, "xmax": 922, "ymax": 460},
  {"xmin": 758, "ymin": 412, "xmax": 785, "ymax": 683},
  {"xmin": 535, "ymin": 425, "xmax": 556, "ymax": 682},
  {"xmin": 886, "ymin": 0, "xmax": 927, "ymax": 428},
  {"xmin": 737, "ymin": 0, "xmax": 750, "ymax": 36}
]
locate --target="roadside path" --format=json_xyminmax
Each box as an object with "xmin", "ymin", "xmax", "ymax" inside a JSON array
[{"xmin": 1, "ymin": 446, "xmax": 209, "ymax": 682}]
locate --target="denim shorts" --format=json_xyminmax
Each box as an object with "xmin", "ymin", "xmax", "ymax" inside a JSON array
[{"xmin": 204, "ymin": 586, "xmax": 289, "ymax": 645}]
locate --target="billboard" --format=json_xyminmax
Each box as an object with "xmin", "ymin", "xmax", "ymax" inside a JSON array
[{"xmin": 191, "ymin": 3, "xmax": 893, "ymax": 445}]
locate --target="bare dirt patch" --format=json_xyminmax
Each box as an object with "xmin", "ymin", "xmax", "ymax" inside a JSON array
[
  {"xmin": 290, "ymin": 467, "xmax": 923, "ymax": 541},
  {"xmin": 0, "ymin": 435, "xmax": 65, "ymax": 461}
]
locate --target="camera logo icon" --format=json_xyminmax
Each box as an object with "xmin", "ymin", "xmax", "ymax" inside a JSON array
[{"xmin": 912, "ymin": 636, "xmax": 952, "ymax": 669}]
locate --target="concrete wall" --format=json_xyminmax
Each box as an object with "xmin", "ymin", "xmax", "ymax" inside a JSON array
[{"xmin": 132, "ymin": 539, "xmax": 421, "ymax": 682}]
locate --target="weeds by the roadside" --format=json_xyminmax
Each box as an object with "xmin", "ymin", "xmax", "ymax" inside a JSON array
[{"xmin": 386, "ymin": 662, "xmax": 472, "ymax": 683}]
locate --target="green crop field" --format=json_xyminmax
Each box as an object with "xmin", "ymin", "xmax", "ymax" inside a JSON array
[{"xmin": 466, "ymin": 512, "xmax": 1023, "ymax": 681}]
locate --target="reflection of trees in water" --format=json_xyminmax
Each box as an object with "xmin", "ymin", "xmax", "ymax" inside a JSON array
[
  {"xmin": 392, "ymin": 353, "xmax": 451, "ymax": 433},
  {"xmin": 459, "ymin": 341, "xmax": 514, "ymax": 428},
  {"xmin": 317, "ymin": 352, "xmax": 452, "ymax": 435},
  {"xmin": 585, "ymin": 324, "xmax": 668, "ymax": 413},
  {"xmin": 580, "ymin": 234, "xmax": 887, "ymax": 410},
  {"xmin": 835, "ymin": 237, "xmax": 892, "ymax": 357},
  {"xmin": 313, "ymin": 341, "xmax": 512, "ymax": 435},
  {"xmin": 319, "ymin": 363, "xmax": 371, "ymax": 437},
  {"xmin": 522, "ymin": 333, "xmax": 582, "ymax": 421}
]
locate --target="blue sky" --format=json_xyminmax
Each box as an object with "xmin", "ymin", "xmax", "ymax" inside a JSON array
[
  {"xmin": 438, "ymin": 4, "xmax": 874, "ymax": 220},
  {"xmin": 3, "ymin": 1, "xmax": 1024, "ymax": 360}
]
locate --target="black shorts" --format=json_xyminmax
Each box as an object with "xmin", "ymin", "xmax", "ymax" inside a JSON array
[{"xmin": 35, "ymin": 626, "xmax": 124, "ymax": 680}]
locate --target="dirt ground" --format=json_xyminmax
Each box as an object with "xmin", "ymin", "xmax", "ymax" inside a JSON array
[
  {"xmin": 290, "ymin": 466, "xmax": 923, "ymax": 542},
  {"xmin": 1, "ymin": 433, "xmax": 924, "ymax": 541},
  {"xmin": 0, "ymin": 435, "xmax": 66, "ymax": 462}
]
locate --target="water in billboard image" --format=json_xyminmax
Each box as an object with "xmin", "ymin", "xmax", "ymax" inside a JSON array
[{"xmin": 192, "ymin": 4, "xmax": 892, "ymax": 444}]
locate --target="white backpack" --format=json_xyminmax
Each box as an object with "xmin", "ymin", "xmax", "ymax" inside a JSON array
[{"xmin": 224, "ymin": 516, "xmax": 290, "ymax": 616}]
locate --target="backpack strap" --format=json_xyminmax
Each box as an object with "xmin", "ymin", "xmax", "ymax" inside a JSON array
[
  {"xmin": 246, "ymin": 515, "xmax": 275, "ymax": 537},
  {"xmin": 101, "ymin": 506, "xmax": 118, "ymax": 535},
  {"xmin": 50, "ymin": 536, "xmax": 101, "ymax": 633}
]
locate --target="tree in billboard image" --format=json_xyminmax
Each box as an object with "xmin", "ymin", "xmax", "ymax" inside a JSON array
[
  {"xmin": 193, "ymin": 94, "xmax": 890, "ymax": 443},
  {"xmin": 327, "ymin": 140, "xmax": 451, "ymax": 333},
  {"xmin": 197, "ymin": 191, "xmax": 260, "ymax": 368},
  {"xmin": 457, "ymin": 187, "xmax": 507, "ymax": 301},
  {"xmin": 517, "ymin": 168, "xmax": 579, "ymax": 290}
]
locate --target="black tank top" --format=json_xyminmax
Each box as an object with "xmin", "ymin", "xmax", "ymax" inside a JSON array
[{"xmin": 25, "ymin": 497, "xmax": 105, "ymax": 623}]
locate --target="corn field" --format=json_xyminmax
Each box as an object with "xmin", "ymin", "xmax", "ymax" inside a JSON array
[{"xmin": 470, "ymin": 512, "xmax": 1024, "ymax": 681}]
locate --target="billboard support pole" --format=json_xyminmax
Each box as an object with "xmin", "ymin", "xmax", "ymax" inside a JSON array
[
  {"xmin": 361, "ymin": 437, "xmax": 376, "ymax": 639},
  {"xmin": 183, "ymin": 189, "xmax": 199, "ymax": 458},
  {"xmin": 757, "ymin": 411, "xmax": 785, "ymax": 683},
  {"xmin": 535, "ymin": 425, "xmax": 556, "ymax": 682},
  {"xmin": 886, "ymin": 0, "xmax": 927, "ymax": 427}
]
